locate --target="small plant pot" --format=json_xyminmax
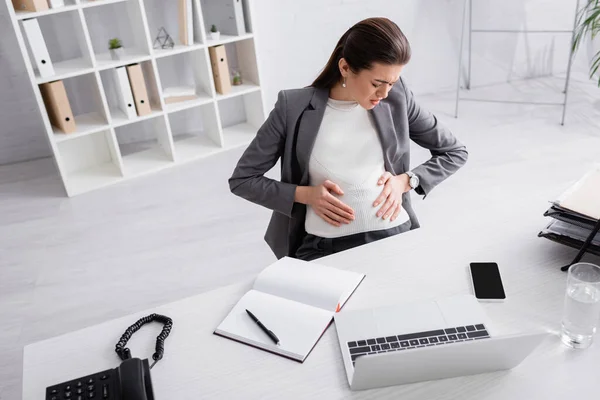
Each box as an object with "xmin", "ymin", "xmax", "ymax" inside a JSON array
[
  {"xmin": 110, "ymin": 47, "xmax": 125, "ymax": 61},
  {"xmin": 210, "ymin": 31, "xmax": 220, "ymax": 41}
]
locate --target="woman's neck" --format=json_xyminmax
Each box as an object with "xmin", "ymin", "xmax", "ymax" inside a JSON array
[{"xmin": 328, "ymin": 82, "xmax": 356, "ymax": 102}]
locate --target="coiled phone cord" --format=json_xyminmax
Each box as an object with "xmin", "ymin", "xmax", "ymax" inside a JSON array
[{"xmin": 115, "ymin": 313, "xmax": 173, "ymax": 369}]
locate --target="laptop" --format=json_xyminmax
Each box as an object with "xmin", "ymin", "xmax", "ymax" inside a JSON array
[{"xmin": 334, "ymin": 294, "xmax": 549, "ymax": 391}]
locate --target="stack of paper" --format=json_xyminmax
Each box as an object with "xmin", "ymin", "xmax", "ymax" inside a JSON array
[
  {"xmin": 163, "ymin": 86, "xmax": 197, "ymax": 104},
  {"xmin": 539, "ymin": 165, "xmax": 600, "ymax": 256}
]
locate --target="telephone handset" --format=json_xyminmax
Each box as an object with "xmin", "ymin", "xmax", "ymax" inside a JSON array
[
  {"xmin": 45, "ymin": 314, "xmax": 172, "ymax": 400},
  {"xmin": 118, "ymin": 357, "xmax": 154, "ymax": 400}
]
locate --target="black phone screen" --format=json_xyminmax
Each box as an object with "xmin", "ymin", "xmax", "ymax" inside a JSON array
[{"xmin": 470, "ymin": 262, "xmax": 506, "ymax": 300}]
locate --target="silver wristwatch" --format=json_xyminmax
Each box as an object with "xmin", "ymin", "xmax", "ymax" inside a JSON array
[{"xmin": 406, "ymin": 171, "xmax": 419, "ymax": 190}]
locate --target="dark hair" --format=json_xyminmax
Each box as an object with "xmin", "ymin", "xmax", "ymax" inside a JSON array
[{"xmin": 311, "ymin": 17, "xmax": 411, "ymax": 88}]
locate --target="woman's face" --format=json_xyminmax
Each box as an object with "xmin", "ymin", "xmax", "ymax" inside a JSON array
[{"xmin": 340, "ymin": 60, "xmax": 405, "ymax": 110}]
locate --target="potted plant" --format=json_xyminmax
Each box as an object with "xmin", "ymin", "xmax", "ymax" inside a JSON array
[
  {"xmin": 573, "ymin": 0, "xmax": 600, "ymax": 86},
  {"xmin": 109, "ymin": 38, "xmax": 124, "ymax": 61},
  {"xmin": 210, "ymin": 24, "xmax": 220, "ymax": 41},
  {"xmin": 232, "ymin": 69, "xmax": 242, "ymax": 86}
]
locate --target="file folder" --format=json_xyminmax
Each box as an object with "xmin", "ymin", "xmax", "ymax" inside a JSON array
[
  {"xmin": 541, "ymin": 166, "xmax": 600, "ymax": 270},
  {"xmin": 113, "ymin": 66, "xmax": 137, "ymax": 120},
  {"xmin": 11, "ymin": 0, "xmax": 48, "ymax": 12},
  {"xmin": 22, "ymin": 18, "xmax": 55, "ymax": 79},
  {"xmin": 126, "ymin": 64, "xmax": 152, "ymax": 116},
  {"xmin": 209, "ymin": 45, "xmax": 231, "ymax": 95},
  {"xmin": 39, "ymin": 80, "xmax": 76, "ymax": 134},
  {"xmin": 543, "ymin": 205, "xmax": 596, "ymax": 231},
  {"xmin": 178, "ymin": 0, "xmax": 193, "ymax": 45}
]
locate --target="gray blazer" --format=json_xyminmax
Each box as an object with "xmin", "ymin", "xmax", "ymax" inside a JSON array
[{"xmin": 229, "ymin": 78, "xmax": 468, "ymax": 259}]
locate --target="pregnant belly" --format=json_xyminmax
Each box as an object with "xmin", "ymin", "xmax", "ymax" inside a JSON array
[{"xmin": 305, "ymin": 173, "xmax": 410, "ymax": 238}]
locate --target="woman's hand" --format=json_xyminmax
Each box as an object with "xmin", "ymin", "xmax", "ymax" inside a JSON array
[
  {"xmin": 295, "ymin": 181, "xmax": 355, "ymax": 226},
  {"xmin": 373, "ymin": 172, "xmax": 411, "ymax": 221}
]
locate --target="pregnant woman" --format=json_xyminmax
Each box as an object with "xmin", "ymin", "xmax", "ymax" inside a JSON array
[{"xmin": 229, "ymin": 17, "xmax": 468, "ymax": 261}]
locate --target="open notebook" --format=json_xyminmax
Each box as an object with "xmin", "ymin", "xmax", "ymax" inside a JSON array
[{"xmin": 214, "ymin": 257, "xmax": 365, "ymax": 362}]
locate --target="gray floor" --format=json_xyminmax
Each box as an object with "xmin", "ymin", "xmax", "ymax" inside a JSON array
[{"xmin": 3, "ymin": 75, "xmax": 600, "ymax": 399}]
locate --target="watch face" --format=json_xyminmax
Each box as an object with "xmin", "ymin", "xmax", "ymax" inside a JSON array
[{"xmin": 410, "ymin": 176, "xmax": 418, "ymax": 188}]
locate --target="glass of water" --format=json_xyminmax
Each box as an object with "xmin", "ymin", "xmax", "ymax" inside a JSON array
[{"xmin": 561, "ymin": 262, "xmax": 600, "ymax": 349}]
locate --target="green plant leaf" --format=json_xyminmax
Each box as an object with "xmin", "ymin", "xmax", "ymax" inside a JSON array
[
  {"xmin": 572, "ymin": 0, "xmax": 600, "ymax": 85},
  {"xmin": 108, "ymin": 38, "xmax": 122, "ymax": 50}
]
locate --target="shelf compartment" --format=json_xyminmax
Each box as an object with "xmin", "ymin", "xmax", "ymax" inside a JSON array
[
  {"xmin": 114, "ymin": 117, "xmax": 175, "ymax": 177},
  {"xmin": 200, "ymin": 0, "xmax": 253, "ymax": 45},
  {"xmin": 99, "ymin": 60, "xmax": 163, "ymax": 126},
  {"xmin": 168, "ymin": 102, "xmax": 222, "ymax": 162},
  {"xmin": 14, "ymin": 1, "xmax": 78, "ymax": 20},
  {"xmin": 82, "ymin": 0, "xmax": 150, "ymax": 69},
  {"xmin": 44, "ymin": 72, "xmax": 109, "ymax": 141},
  {"xmin": 19, "ymin": 10, "xmax": 94, "ymax": 83},
  {"xmin": 212, "ymin": 37, "xmax": 260, "ymax": 100},
  {"xmin": 217, "ymin": 89, "xmax": 263, "ymax": 149},
  {"xmin": 145, "ymin": 0, "xmax": 204, "ymax": 56},
  {"xmin": 205, "ymin": 32, "xmax": 253, "ymax": 48},
  {"xmin": 57, "ymin": 129, "xmax": 123, "ymax": 196},
  {"xmin": 79, "ymin": 0, "xmax": 128, "ymax": 9},
  {"xmin": 156, "ymin": 49, "xmax": 214, "ymax": 112}
]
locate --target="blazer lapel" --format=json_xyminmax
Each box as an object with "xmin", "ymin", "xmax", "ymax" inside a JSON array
[
  {"xmin": 369, "ymin": 102, "xmax": 404, "ymax": 174},
  {"xmin": 296, "ymin": 88, "xmax": 329, "ymax": 184}
]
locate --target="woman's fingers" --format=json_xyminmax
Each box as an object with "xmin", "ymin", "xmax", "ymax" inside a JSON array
[
  {"xmin": 323, "ymin": 179, "xmax": 344, "ymax": 195},
  {"xmin": 323, "ymin": 203, "xmax": 353, "ymax": 224},
  {"xmin": 377, "ymin": 197, "xmax": 396, "ymax": 219},
  {"xmin": 373, "ymin": 187, "xmax": 390, "ymax": 207},
  {"xmin": 377, "ymin": 171, "xmax": 393, "ymax": 186},
  {"xmin": 390, "ymin": 201, "xmax": 403, "ymax": 222},
  {"xmin": 326, "ymin": 194, "xmax": 355, "ymax": 217},
  {"xmin": 320, "ymin": 210, "xmax": 342, "ymax": 226}
]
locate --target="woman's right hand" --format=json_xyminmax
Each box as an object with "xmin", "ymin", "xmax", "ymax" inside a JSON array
[{"xmin": 297, "ymin": 180, "xmax": 355, "ymax": 226}]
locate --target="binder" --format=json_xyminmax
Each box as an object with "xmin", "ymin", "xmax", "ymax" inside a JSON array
[
  {"xmin": 209, "ymin": 45, "xmax": 231, "ymax": 95},
  {"xmin": 113, "ymin": 67, "xmax": 137, "ymax": 120},
  {"xmin": 11, "ymin": 0, "xmax": 48, "ymax": 12},
  {"xmin": 178, "ymin": 0, "xmax": 193, "ymax": 46},
  {"xmin": 39, "ymin": 80, "xmax": 76, "ymax": 134},
  {"xmin": 126, "ymin": 64, "xmax": 152, "ymax": 116},
  {"xmin": 22, "ymin": 18, "xmax": 55, "ymax": 79},
  {"xmin": 47, "ymin": 0, "xmax": 65, "ymax": 8}
]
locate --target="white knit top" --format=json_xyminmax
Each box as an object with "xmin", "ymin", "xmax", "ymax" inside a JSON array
[{"xmin": 305, "ymin": 98, "xmax": 409, "ymax": 238}]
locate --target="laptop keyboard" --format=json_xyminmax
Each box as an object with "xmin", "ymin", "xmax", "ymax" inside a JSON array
[{"xmin": 347, "ymin": 324, "xmax": 490, "ymax": 366}]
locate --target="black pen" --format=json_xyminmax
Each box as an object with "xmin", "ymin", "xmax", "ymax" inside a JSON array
[{"xmin": 246, "ymin": 309, "xmax": 280, "ymax": 345}]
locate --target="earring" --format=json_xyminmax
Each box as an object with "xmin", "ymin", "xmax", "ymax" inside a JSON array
[{"xmin": 342, "ymin": 77, "xmax": 347, "ymax": 88}]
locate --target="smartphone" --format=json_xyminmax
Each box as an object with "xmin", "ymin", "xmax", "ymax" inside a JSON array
[{"xmin": 469, "ymin": 262, "xmax": 506, "ymax": 302}]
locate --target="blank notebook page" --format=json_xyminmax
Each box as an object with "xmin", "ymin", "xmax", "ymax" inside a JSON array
[{"xmin": 215, "ymin": 290, "xmax": 333, "ymax": 360}]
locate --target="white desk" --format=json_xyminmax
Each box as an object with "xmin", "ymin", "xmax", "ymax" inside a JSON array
[{"xmin": 23, "ymin": 221, "xmax": 600, "ymax": 399}]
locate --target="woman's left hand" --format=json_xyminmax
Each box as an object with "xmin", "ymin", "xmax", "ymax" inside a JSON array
[{"xmin": 373, "ymin": 172, "xmax": 411, "ymax": 221}]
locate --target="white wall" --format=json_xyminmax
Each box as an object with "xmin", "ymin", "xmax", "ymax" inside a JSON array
[
  {"xmin": 0, "ymin": 0, "xmax": 583, "ymax": 165},
  {"xmin": 251, "ymin": 0, "xmax": 580, "ymax": 109}
]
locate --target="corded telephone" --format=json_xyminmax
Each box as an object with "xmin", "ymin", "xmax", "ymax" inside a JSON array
[{"xmin": 45, "ymin": 314, "xmax": 172, "ymax": 400}]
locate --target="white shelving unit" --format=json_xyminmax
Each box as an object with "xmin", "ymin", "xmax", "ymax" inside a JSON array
[{"xmin": 6, "ymin": 0, "xmax": 265, "ymax": 196}]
